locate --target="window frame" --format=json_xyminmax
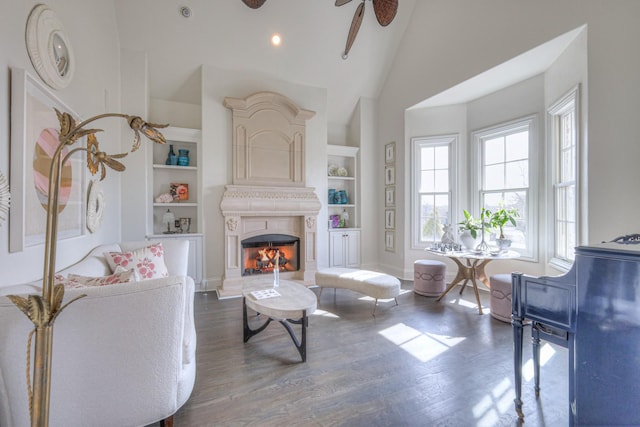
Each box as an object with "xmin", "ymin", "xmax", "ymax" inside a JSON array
[
  {"xmin": 547, "ymin": 85, "xmax": 582, "ymax": 271},
  {"xmin": 410, "ymin": 135, "xmax": 458, "ymax": 249},
  {"xmin": 471, "ymin": 115, "xmax": 538, "ymax": 260}
]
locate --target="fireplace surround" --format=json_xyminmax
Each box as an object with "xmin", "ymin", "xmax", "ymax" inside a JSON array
[{"xmin": 218, "ymin": 91, "xmax": 320, "ymax": 297}]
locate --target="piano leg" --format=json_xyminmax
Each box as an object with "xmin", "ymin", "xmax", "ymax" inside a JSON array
[
  {"xmin": 532, "ymin": 324, "xmax": 541, "ymax": 397},
  {"xmin": 513, "ymin": 314, "xmax": 525, "ymax": 419}
]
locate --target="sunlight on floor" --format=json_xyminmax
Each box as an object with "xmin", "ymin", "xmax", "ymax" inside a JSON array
[
  {"xmin": 523, "ymin": 342, "xmax": 556, "ymax": 382},
  {"xmin": 310, "ymin": 309, "xmax": 340, "ymax": 318},
  {"xmin": 472, "ymin": 343, "xmax": 558, "ymax": 426},
  {"xmin": 378, "ymin": 323, "xmax": 465, "ymax": 362},
  {"xmin": 473, "ymin": 377, "xmax": 514, "ymax": 427},
  {"xmin": 441, "ymin": 296, "xmax": 486, "ymax": 310}
]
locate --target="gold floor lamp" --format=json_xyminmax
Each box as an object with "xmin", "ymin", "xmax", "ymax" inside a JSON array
[{"xmin": 6, "ymin": 109, "xmax": 168, "ymax": 427}]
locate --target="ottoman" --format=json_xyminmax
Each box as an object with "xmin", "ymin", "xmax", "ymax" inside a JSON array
[
  {"xmin": 413, "ymin": 260, "xmax": 446, "ymax": 297},
  {"xmin": 490, "ymin": 274, "xmax": 512, "ymax": 322}
]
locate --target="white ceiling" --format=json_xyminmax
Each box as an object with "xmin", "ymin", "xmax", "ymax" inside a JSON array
[
  {"xmin": 114, "ymin": 0, "xmax": 417, "ymax": 126},
  {"xmin": 410, "ymin": 25, "xmax": 586, "ymax": 109}
]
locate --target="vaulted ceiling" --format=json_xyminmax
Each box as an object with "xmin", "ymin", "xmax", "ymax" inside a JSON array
[{"xmin": 114, "ymin": 0, "xmax": 417, "ymax": 126}]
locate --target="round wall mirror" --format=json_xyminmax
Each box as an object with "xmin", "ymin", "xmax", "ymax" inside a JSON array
[
  {"xmin": 26, "ymin": 4, "xmax": 75, "ymax": 90},
  {"xmin": 51, "ymin": 32, "xmax": 70, "ymax": 77}
]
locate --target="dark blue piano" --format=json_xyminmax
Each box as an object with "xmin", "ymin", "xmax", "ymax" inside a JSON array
[{"xmin": 512, "ymin": 236, "xmax": 640, "ymax": 425}]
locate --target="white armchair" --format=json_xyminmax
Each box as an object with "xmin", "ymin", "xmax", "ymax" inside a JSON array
[{"xmin": 0, "ymin": 240, "xmax": 196, "ymax": 427}]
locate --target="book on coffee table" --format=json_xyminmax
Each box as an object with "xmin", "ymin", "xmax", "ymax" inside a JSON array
[{"xmin": 250, "ymin": 289, "xmax": 281, "ymax": 300}]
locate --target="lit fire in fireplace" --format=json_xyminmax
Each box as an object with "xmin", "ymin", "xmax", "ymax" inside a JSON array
[{"xmin": 243, "ymin": 244, "xmax": 298, "ymax": 276}]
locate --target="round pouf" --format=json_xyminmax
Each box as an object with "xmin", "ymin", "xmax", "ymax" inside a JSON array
[
  {"xmin": 490, "ymin": 274, "xmax": 512, "ymax": 322},
  {"xmin": 414, "ymin": 260, "xmax": 447, "ymax": 297}
]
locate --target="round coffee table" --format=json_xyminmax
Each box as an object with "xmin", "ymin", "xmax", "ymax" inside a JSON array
[{"xmin": 242, "ymin": 280, "xmax": 317, "ymax": 362}]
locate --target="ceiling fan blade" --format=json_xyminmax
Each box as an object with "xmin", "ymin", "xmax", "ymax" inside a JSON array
[
  {"xmin": 343, "ymin": 1, "xmax": 365, "ymax": 59},
  {"xmin": 335, "ymin": 0, "xmax": 353, "ymax": 6},
  {"xmin": 372, "ymin": 0, "xmax": 398, "ymax": 26},
  {"xmin": 242, "ymin": 0, "xmax": 267, "ymax": 9}
]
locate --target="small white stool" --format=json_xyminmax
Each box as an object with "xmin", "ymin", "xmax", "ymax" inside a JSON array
[
  {"xmin": 414, "ymin": 260, "xmax": 446, "ymax": 297},
  {"xmin": 490, "ymin": 274, "xmax": 512, "ymax": 322}
]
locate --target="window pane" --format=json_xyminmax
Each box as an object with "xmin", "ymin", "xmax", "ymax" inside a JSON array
[
  {"xmin": 556, "ymin": 187, "xmax": 567, "ymax": 221},
  {"xmin": 484, "ymin": 164, "xmax": 504, "ymax": 190},
  {"xmin": 434, "ymin": 146, "xmax": 449, "ymax": 169},
  {"xmin": 566, "ymin": 185, "xmax": 576, "ymax": 222},
  {"xmin": 561, "ymin": 111, "xmax": 574, "ymax": 149},
  {"xmin": 434, "ymin": 170, "xmax": 449, "ymax": 192},
  {"xmin": 420, "ymin": 194, "xmax": 442, "ymax": 242},
  {"xmin": 506, "ymin": 131, "xmax": 528, "ymax": 161},
  {"xmin": 435, "ymin": 194, "xmax": 450, "ymax": 239},
  {"xmin": 420, "ymin": 170, "xmax": 434, "ymax": 192},
  {"xmin": 421, "ymin": 147, "xmax": 434, "ymax": 169},
  {"xmin": 484, "ymin": 137, "xmax": 504, "ymax": 165},
  {"xmin": 561, "ymin": 149, "xmax": 574, "ymax": 181},
  {"xmin": 483, "ymin": 192, "xmax": 503, "ymax": 212},
  {"xmin": 505, "ymin": 160, "xmax": 529, "ymax": 188}
]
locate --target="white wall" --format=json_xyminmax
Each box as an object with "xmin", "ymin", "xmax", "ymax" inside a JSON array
[
  {"xmin": 379, "ymin": 0, "xmax": 640, "ymax": 277},
  {"xmin": 0, "ymin": 1, "xmax": 123, "ymax": 287},
  {"xmin": 200, "ymin": 66, "xmax": 328, "ymax": 290},
  {"xmin": 402, "ymin": 104, "xmax": 468, "ymax": 279}
]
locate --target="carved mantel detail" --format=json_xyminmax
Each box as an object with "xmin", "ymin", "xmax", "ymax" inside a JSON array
[{"xmin": 223, "ymin": 91, "xmax": 316, "ymax": 188}]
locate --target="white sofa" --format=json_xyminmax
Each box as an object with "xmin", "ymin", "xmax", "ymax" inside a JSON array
[{"xmin": 0, "ymin": 240, "xmax": 196, "ymax": 427}]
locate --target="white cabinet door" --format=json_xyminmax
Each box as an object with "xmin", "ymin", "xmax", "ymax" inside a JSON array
[
  {"xmin": 329, "ymin": 231, "xmax": 346, "ymax": 267},
  {"xmin": 329, "ymin": 230, "xmax": 360, "ymax": 268},
  {"xmin": 344, "ymin": 230, "xmax": 361, "ymax": 268}
]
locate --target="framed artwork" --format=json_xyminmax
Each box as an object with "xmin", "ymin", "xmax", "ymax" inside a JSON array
[
  {"xmin": 385, "ymin": 231, "xmax": 395, "ymax": 252},
  {"xmin": 385, "ymin": 141, "xmax": 395, "ymax": 163},
  {"xmin": 170, "ymin": 183, "xmax": 189, "ymax": 201},
  {"xmin": 385, "ymin": 209, "xmax": 395, "ymax": 230},
  {"xmin": 10, "ymin": 67, "xmax": 85, "ymax": 252},
  {"xmin": 385, "ymin": 165, "xmax": 395, "ymax": 185},
  {"xmin": 385, "ymin": 186, "xmax": 395, "ymax": 207}
]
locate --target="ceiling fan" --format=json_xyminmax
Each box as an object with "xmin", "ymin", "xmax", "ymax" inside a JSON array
[
  {"xmin": 240, "ymin": 0, "xmax": 398, "ymax": 59},
  {"xmin": 337, "ymin": 0, "xmax": 398, "ymax": 59},
  {"xmin": 241, "ymin": 0, "xmax": 266, "ymax": 9}
]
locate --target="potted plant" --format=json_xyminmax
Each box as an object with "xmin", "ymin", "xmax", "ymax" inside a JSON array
[
  {"xmin": 490, "ymin": 207, "xmax": 519, "ymax": 249},
  {"xmin": 457, "ymin": 210, "xmax": 480, "ymax": 250}
]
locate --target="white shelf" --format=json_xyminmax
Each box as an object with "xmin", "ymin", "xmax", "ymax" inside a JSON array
[
  {"xmin": 154, "ymin": 202, "xmax": 198, "ymax": 207},
  {"xmin": 327, "ymin": 144, "xmax": 360, "ymax": 267},
  {"xmin": 150, "ymin": 126, "xmax": 202, "ymax": 235},
  {"xmin": 153, "ymin": 164, "xmax": 197, "ymax": 172}
]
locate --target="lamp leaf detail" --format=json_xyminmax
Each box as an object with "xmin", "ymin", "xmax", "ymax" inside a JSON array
[
  {"xmin": 55, "ymin": 108, "xmax": 74, "ymax": 138},
  {"xmin": 127, "ymin": 115, "xmax": 168, "ymax": 151},
  {"xmin": 87, "ymin": 134, "xmax": 128, "ymax": 180}
]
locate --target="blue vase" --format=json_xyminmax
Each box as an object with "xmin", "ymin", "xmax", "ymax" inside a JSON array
[
  {"xmin": 340, "ymin": 190, "xmax": 348, "ymax": 204},
  {"xmin": 328, "ymin": 189, "xmax": 336, "ymax": 204},
  {"xmin": 165, "ymin": 145, "xmax": 176, "ymax": 165},
  {"xmin": 177, "ymin": 149, "xmax": 190, "ymax": 166}
]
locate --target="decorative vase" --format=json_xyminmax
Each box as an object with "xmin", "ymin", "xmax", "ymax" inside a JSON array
[
  {"xmin": 496, "ymin": 238, "xmax": 512, "ymax": 250},
  {"xmin": 328, "ymin": 189, "xmax": 336, "ymax": 204},
  {"xmin": 459, "ymin": 230, "xmax": 479, "ymax": 250},
  {"xmin": 341, "ymin": 209, "xmax": 349, "ymax": 228},
  {"xmin": 165, "ymin": 144, "xmax": 177, "ymax": 165},
  {"xmin": 177, "ymin": 149, "xmax": 190, "ymax": 166}
]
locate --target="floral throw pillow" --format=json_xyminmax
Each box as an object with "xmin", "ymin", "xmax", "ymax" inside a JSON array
[
  {"xmin": 56, "ymin": 268, "xmax": 136, "ymax": 289},
  {"xmin": 104, "ymin": 243, "xmax": 169, "ymax": 280}
]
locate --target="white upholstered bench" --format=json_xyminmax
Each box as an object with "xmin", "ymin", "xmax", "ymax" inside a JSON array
[{"xmin": 315, "ymin": 268, "xmax": 401, "ymax": 314}]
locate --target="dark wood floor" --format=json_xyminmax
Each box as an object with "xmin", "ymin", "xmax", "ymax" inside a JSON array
[{"xmin": 173, "ymin": 281, "xmax": 568, "ymax": 427}]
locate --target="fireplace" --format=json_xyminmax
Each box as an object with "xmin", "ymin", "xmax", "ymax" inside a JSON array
[
  {"xmin": 242, "ymin": 234, "xmax": 300, "ymax": 276},
  {"xmin": 219, "ymin": 91, "xmax": 319, "ymax": 297}
]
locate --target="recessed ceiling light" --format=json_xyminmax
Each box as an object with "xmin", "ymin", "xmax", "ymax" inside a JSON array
[{"xmin": 271, "ymin": 33, "xmax": 282, "ymax": 47}]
